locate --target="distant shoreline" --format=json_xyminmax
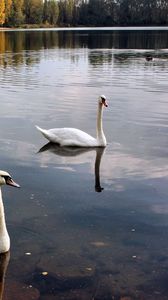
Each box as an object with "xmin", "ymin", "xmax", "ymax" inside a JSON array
[
  {"xmin": 0, "ymin": 27, "xmax": 13, "ymax": 30},
  {"xmin": 1, "ymin": 26, "xmax": 168, "ymax": 31}
]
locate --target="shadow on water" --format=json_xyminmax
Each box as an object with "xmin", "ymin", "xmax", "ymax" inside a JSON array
[{"xmin": 38, "ymin": 142, "xmax": 105, "ymax": 193}]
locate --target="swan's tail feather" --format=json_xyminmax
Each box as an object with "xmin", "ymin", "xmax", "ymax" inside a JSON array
[{"xmin": 36, "ymin": 125, "xmax": 51, "ymax": 141}]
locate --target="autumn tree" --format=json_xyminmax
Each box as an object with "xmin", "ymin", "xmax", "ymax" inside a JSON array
[
  {"xmin": 0, "ymin": 0, "xmax": 5, "ymax": 25},
  {"xmin": 1, "ymin": 0, "xmax": 168, "ymax": 27},
  {"xmin": 5, "ymin": 0, "xmax": 12, "ymax": 24}
]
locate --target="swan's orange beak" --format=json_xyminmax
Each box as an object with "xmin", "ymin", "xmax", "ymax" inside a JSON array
[{"xmin": 6, "ymin": 177, "xmax": 20, "ymax": 188}]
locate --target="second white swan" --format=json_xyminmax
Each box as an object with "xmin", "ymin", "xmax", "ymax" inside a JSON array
[
  {"xmin": 0, "ymin": 170, "xmax": 20, "ymax": 253},
  {"xmin": 36, "ymin": 95, "xmax": 108, "ymax": 147}
]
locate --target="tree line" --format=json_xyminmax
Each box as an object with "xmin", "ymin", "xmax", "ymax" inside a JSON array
[{"xmin": 0, "ymin": 0, "xmax": 168, "ymax": 27}]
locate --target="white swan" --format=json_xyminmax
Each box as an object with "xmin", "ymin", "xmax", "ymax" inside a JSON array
[
  {"xmin": 0, "ymin": 170, "xmax": 20, "ymax": 253},
  {"xmin": 0, "ymin": 251, "xmax": 10, "ymax": 300},
  {"xmin": 36, "ymin": 95, "xmax": 108, "ymax": 147}
]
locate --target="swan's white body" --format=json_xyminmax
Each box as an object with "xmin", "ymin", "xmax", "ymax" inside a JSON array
[
  {"xmin": 36, "ymin": 127, "xmax": 103, "ymax": 147},
  {"xmin": 0, "ymin": 171, "xmax": 20, "ymax": 253},
  {"xmin": 36, "ymin": 95, "xmax": 108, "ymax": 147}
]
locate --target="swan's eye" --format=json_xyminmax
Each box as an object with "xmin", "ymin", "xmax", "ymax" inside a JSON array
[
  {"xmin": 101, "ymin": 96, "xmax": 108, "ymax": 107},
  {"xmin": 2, "ymin": 175, "xmax": 20, "ymax": 188},
  {"xmin": 2, "ymin": 175, "xmax": 11, "ymax": 183}
]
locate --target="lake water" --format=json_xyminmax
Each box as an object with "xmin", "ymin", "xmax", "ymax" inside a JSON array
[{"xmin": 0, "ymin": 27, "xmax": 168, "ymax": 299}]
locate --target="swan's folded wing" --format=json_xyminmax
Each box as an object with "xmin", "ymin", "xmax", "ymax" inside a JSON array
[{"xmin": 49, "ymin": 128, "xmax": 97, "ymax": 147}]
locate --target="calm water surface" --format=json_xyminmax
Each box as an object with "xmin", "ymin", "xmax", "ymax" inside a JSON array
[{"xmin": 0, "ymin": 28, "xmax": 168, "ymax": 299}]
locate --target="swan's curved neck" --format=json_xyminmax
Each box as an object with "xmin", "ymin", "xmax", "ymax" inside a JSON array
[
  {"xmin": 0, "ymin": 189, "xmax": 8, "ymax": 234},
  {"xmin": 96, "ymin": 102, "xmax": 106, "ymax": 146}
]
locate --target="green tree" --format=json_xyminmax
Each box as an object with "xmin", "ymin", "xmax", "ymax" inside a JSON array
[
  {"xmin": 43, "ymin": 0, "xmax": 59, "ymax": 25},
  {"xmin": 43, "ymin": 0, "xmax": 49, "ymax": 23},
  {"xmin": 158, "ymin": 0, "xmax": 168, "ymax": 25},
  {"xmin": 118, "ymin": 0, "xmax": 130, "ymax": 25},
  {"xmin": 58, "ymin": 0, "xmax": 75, "ymax": 25},
  {"xmin": 86, "ymin": 0, "xmax": 106, "ymax": 25},
  {"xmin": 24, "ymin": 0, "xmax": 43, "ymax": 24},
  {"xmin": 65, "ymin": 0, "xmax": 74, "ymax": 24},
  {"xmin": 2, "ymin": 0, "xmax": 168, "ymax": 28},
  {"xmin": 10, "ymin": 0, "xmax": 24, "ymax": 26},
  {"xmin": 58, "ymin": 0, "xmax": 65, "ymax": 24},
  {"xmin": 48, "ymin": 0, "xmax": 59, "ymax": 25},
  {"xmin": 78, "ymin": 0, "xmax": 88, "ymax": 25},
  {"xmin": 103, "ymin": 0, "xmax": 118, "ymax": 25}
]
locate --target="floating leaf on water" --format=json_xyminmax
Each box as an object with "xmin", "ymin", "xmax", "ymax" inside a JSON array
[
  {"xmin": 42, "ymin": 271, "xmax": 48, "ymax": 276},
  {"xmin": 90, "ymin": 241, "xmax": 108, "ymax": 247}
]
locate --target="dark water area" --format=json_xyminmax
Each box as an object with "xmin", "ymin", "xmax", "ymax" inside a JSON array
[
  {"xmin": 0, "ymin": 28, "xmax": 168, "ymax": 299},
  {"xmin": 1, "ymin": 27, "xmax": 168, "ymax": 50}
]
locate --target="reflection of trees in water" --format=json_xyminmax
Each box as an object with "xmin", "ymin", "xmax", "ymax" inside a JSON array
[
  {"xmin": 86, "ymin": 30, "xmax": 168, "ymax": 50},
  {"xmin": 0, "ymin": 33, "xmax": 5, "ymax": 54},
  {"xmin": 0, "ymin": 31, "xmax": 41, "ymax": 67},
  {"xmin": 0, "ymin": 30, "xmax": 168, "ymax": 67},
  {"xmin": 0, "ymin": 31, "xmax": 80, "ymax": 67},
  {"xmin": 89, "ymin": 51, "xmax": 113, "ymax": 66},
  {"xmin": 89, "ymin": 51, "xmax": 168, "ymax": 68},
  {"xmin": 88, "ymin": 31, "xmax": 168, "ymax": 66}
]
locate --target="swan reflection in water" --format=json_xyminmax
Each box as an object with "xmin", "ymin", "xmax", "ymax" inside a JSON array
[
  {"xmin": 0, "ymin": 252, "xmax": 10, "ymax": 300},
  {"xmin": 38, "ymin": 143, "xmax": 105, "ymax": 192}
]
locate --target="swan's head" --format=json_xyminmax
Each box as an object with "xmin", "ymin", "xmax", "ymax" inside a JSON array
[
  {"xmin": 0, "ymin": 170, "xmax": 20, "ymax": 188},
  {"xmin": 99, "ymin": 95, "xmax": 108, "ymax": 107}
]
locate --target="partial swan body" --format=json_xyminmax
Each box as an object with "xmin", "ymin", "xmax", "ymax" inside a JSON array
[
  {"xmin": 0, "ymin": 171, "xmax": 20, "ymax": 253},
  {"xmin": 0, "ymin": 252, "xmax": 10, "ymax": 300},
  {"xmin": 36, "ymin": 95, "xmax": 108, "ymax": 147}
]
